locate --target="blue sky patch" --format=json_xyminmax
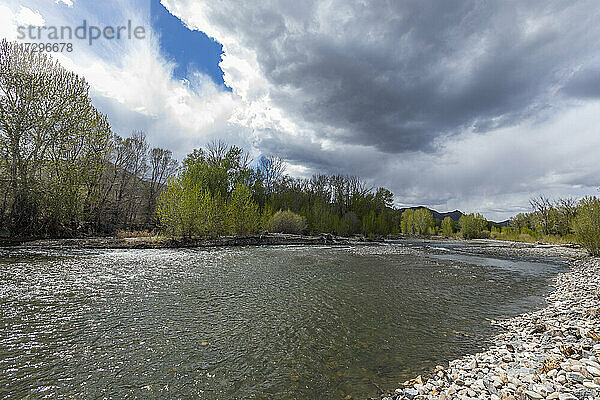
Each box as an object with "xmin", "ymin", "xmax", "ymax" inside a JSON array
[{"xmin": 150, "ymin": 1, "xmax": 229, "ymax": 90}]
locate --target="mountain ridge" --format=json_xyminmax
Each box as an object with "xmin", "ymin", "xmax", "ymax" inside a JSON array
[{"xmin": 397, "ymin": 206, "xmax": 510, "ymax": 226}]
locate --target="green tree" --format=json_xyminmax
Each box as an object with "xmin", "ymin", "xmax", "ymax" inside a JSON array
[
  {"xmin": 227, "ymin": 184, "xmax": 259, "ymax": 235},
  {"xmin": 401, "ymin": 208, "xmax": 433, "ymax": 235},
  {"xmin": 572, "ymin": 196, "xmax": 600, "ymax": 256},
  {"xmin": 400, "ymin": 209, "xmax": 414, "ymax": 234},
  {"xmin": 157, "ymin": 175, "xmax": 188, "ymax": 237},
  {"xmin": 413, "ymin": 208, "xmax": 434, "ymax": 235},
  {"xmin": 44, "ymin": 103, "xmax": 112, "ymax": 227},
  {"xmin": 362, "ymin": 209, "xmax": 377, "ymax": 236},
  {"xmin": 157, "ymin": 174, "xmax": 213, "ymax": 238},
  {"xmin": 259, "ymin": 204, "xmax": 274, "ymax": 231},
  {"xmin": 459, "ymin": 213, "xmax": 488, "ymax": 239},
  {"xmin": 338, "ymin": 212, "xmax": 360, "ymax": 236},
  {"xmin": 510, "ymin": 212, "xmax": 534, "ymax": 232},
  {"xmin": 441, "ymin": 216, "xmax": 455, "ymax": 236},
  {"xmin": 208, "ymin": 191, "xmax": 228, "ymax": 237},
  {"xmin": 0, "ymin": 40, "xmax": 105, "ymax": 234}
]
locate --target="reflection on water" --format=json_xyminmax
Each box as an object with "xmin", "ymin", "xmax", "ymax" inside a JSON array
[
  {"xmin": 0, "ymin": 243, "xmax": 565, "ymax": 399},
  {"xmin": 429, "ymin": 252, "xmax": 560, "ymax": 275}
]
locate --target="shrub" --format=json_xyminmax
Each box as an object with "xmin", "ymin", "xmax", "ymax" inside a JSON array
[
  {"xmin": 572, "ymin": 196, "xmax": 600, "ymax": 256},
  {"xmin": 116, "ymin": 230, "xmax": 153, "ymax": 238},
  {"xmin": 520, "ymin": 227, "xmax": 537, "ymax": 238},
  {"xmin": 518, "ymin": 233, "xmax": 534, "ymax": 242},
  {"xmin": 268, "ymin": 210, "xmax": 307, "ymax": 234}
]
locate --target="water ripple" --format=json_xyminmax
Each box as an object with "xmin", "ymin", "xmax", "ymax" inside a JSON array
[{"xmin": 0, "ymin": 244, "xmax": 564, "ymax": 399}]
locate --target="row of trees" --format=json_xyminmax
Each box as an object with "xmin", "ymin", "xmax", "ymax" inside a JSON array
[
  {"xmin": 400, "ymin": 199, "xmax": 600, "ymax": 255},
  {"xmin": 501, "ymin": 195, "xmax": 600, "ymax": 255},
  {"xmin": 399, "ymin": 208, "xmax": 491, "ymax": 239},
  {"xmin": 156, "ymin": 141, "xmax": 402, "ymax": 237},
  {"xmin": 509, "ymin": 196, "xmax": 578, "ymax": 237},
  {"xmin": 0, "ymin": 40, "xmax": 177, "ymax": 236},
  {"xmin": 399, "ymin": 197, "xmax": 600, "ymax": 256}
]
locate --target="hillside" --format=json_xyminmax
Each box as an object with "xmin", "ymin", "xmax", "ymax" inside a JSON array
[{"xmin": 398, "ymin": 206, "xmax": 510, "ymax": 226}]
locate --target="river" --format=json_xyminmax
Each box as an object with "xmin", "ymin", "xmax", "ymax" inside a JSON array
[{"xmin": 0, "ymin": 241, "xmax": 566, "ymax": 399}]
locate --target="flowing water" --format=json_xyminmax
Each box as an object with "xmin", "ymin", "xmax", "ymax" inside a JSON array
[{"xmin": 0, "ymin": 242, "xmax": 566, "ymax": 399}]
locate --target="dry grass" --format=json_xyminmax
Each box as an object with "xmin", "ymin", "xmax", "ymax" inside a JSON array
[{"xmin": 115, "ymin": 230, "xmax": 155, "ymax": 239}]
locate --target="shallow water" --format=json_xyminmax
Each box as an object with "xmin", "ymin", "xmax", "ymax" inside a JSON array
[{"xmin": 0, "ymin": 242, "xmax": 565, "ymax": 399}]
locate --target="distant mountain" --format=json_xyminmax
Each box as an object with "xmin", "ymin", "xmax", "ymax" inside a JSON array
[
  {"xmin": 398, "ymin": 206, "xmax": 463, "ymax": 221},
  {"xmin": 397, "ymin": 206, "xmax": 510, "ymax": 226}
]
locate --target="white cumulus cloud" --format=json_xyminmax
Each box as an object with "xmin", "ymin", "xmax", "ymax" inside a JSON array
[{"xmin": 15, "ymin": 5, "xmax": 45, "ymax": 26}]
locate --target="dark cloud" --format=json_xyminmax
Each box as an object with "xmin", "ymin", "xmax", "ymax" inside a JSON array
[
  {"xmin": 563, "ymin": 67, "xmax": 600, "ymax": 99},
  {"xmin": 210, "ymin": 0, "xmax": 597, "ymax": 153}
]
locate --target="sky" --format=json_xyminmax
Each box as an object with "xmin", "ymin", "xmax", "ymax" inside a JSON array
[{"xmin": 1, "ymin": 0, "xmax": 599, "ymax": 221}]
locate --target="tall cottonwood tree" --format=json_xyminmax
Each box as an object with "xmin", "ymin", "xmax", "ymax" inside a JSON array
[
  {"xmin": 45, "ymin": 102, "xmax": 112, "ymax": 226},
  {"xmin": 110, "ymin": 131, "xmax": 149, "ymax": 226},
  {"xmin": 0, "ymin": 41, "xmax": 180, "ymax": 237},
  {"xmin": 530, "ymin": 195, "xmax": 553, "ymax": 235},
  {"xmin": 146, "ymin": 147, "xmax": 177, "ymax": 224},
  {"xmin": 0, "ymin": 40, "xmax": 102, "ymax": 234},
  {"xmin": 258, "ymin": 155, "xmax": 285, "ymax": 196},
  {"xmin": 401, "ymin": 208, "xmax": 434, "ymax": 235}
]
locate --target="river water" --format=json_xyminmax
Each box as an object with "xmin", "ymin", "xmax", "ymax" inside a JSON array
[{"xmin": 0, "ymin": 241, "xmax": 565, "ymax": 399}]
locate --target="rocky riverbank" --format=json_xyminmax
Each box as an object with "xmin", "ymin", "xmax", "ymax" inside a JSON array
[{"xmin": 382, "ymin": 256, "xmax": 600, "ymax": 400}]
